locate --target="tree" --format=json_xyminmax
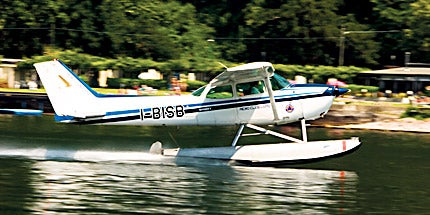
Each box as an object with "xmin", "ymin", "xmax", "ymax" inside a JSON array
[
  {"xmin": 407, "ymin": 0, "xmax": 430, "ymax": 63},
  {"xmin": 370, "ymin": 0, "xmax": 415, "ymax": 65},
  {"xmin": 0, "ymin": 0, "xmax": 46, "ymax": 58},
  {"xmin": 241, "ymin": 0, "xmax": 345, "ymax": 65},
  {"xmin": 100, "ymin": 0, "xmax": 215, "ymax": 61},
  {"xmin": 1, "ymin": 0, "xmax": 428, "ymax": 67},
  {"xmin": 55, "ymin": 0, "xmax": 108, "ymax": 56},
  {"xmin": 181, "ymin": 0, "xmax": 249, "ymax": 62}
]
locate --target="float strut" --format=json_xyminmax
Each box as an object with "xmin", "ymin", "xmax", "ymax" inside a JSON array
[
  {"xmin": 301, "ymin": 119, "xmax": 308, "ymax": 142},
  {"xmin": 231, "ymin": 124, "xmax": 245, "ymax": 147},
  {"xmin": 246, "ymin": 124, "xmax": 303, "ymax": 143}
]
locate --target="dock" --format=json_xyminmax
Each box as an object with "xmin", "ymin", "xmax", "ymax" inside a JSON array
[{"xmin": 0, "ymin": 91, "xmax": 53, "ymax": 113}]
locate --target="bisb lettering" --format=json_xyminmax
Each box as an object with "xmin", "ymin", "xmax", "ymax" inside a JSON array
[
  {"xmin": 150, "ymin": 105, "xmax": 185, "ymax": 119},
  {"xmin": 176, "ymin": 105, "xmax": 184, "ymax": 117}
]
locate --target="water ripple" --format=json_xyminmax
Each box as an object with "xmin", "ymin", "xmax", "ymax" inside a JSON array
[{"xmin": 11, "ymin": 161, "xmax": 359, "ymax": 214}]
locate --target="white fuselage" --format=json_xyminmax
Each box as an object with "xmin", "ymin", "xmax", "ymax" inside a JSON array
[
  {"xmin": 34, "ymin": 60, "xmax": 342, "ymax": 126},
  {"xmin": 63, "ymin": 86, "xmax": 335, "ymax": 126}
]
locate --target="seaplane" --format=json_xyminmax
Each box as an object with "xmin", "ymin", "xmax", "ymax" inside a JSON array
[{"xmin": 34, "ymin": 59, "xmax": 360, "ymax": 165}]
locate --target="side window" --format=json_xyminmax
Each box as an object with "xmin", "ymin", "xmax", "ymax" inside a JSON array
[
  {"xmin": 206, "ymin": 85, "xmax": 233, "ymax": 99},
  {"xmin": 236, "ymin": 81, "xmax": 265, "ymax": 97}
]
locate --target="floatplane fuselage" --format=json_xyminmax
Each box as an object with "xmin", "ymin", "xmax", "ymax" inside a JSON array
[{"xmin": 34, "ymin": 60, "xmax": 360, "ymax": 165}]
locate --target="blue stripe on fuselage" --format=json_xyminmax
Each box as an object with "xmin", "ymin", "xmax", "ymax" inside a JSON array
[
  {"xmin": 106, "ymin": 109, "xmax": 140, "ymax": 116},
  {"xmin": 90, "ymin": 91, "xmax": 325, "ymax": 118},
  {"xmin": 55, "ymin": 114, "xmax": 75, "ymax": 122}
]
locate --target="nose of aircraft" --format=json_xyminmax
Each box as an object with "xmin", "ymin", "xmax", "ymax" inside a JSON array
[
  {"xmin": 323, "ymin": 85, "xmax": 349, "ymax": 97},
  {"xmin": 335, "ymin": 87, "xmax": 349, "ymax": 96}
]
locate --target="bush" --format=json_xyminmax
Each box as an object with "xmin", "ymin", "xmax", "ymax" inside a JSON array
[
  {"xmin": 107, "ymin": 78, "xmax": 205, "ymax": 92},
  {"xmin": 186, "ymin": 80, "xmax": 207, "ymax": 91},
  {"xmin": 347, "ymin": 84, "xmax": 379, "ymax": 94},
  {"xmin": 19, "ymin": 51, "xmax": 371, "ymax": 91},
  {"xmin": 78, "ymin": 75, "xmax": 90, "ymax": 85},
  {"xmin": 401, "ymin": 107, "xmax": 430, "ymax": 119},
  {"xmin": 107, "ymin": 78, "xmax": 167, "ymax": 90},
  {"xmin": 272, "ymin": 64, "xmax": 368, "ymax": 84}
]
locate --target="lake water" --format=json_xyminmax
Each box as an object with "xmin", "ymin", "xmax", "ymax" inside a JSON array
[{"xmin": 0, "ymin": 115, "xmax": 429, "ymax": 214}]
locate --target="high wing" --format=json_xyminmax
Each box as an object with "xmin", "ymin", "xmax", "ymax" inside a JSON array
[{"xmin": 210, "ymin": 62, "xmax": 275, "ymax": 86}]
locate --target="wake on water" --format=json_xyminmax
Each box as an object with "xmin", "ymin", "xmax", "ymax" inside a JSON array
[
  {"xmin": 0, "ymin": 147, "xmax": 174, "ymax": 164},
  {"xmin": 0, "ymin": 146, "xmax": 232, "ymax": 167}
]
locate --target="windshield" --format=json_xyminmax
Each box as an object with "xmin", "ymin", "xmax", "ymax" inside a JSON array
[
  {"xmin": 191, "ymin": 86, "xmax": 206, "ymax": 96},
  {"xmin": 270, "ymin": 73, "xmax": 291, "ymax": 90},
  {"xmin": 192, "ymin": 73, "xmax": 290, "ymax": 96}
]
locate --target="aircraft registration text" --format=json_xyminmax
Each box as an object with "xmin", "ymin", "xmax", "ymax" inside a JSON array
[{"xmin": 141, "ymin": 105, "xmax": 185, "ymax": 119}]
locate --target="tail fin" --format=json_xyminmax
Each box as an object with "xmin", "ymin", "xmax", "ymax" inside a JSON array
[{"xmin": 34, "ymin": 60, "xmax": 104, "ymax": 120}]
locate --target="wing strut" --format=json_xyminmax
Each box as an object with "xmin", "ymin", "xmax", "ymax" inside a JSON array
[{"xmin": 263, "ymin": 75, "xmax": 280, "ymax": 121}]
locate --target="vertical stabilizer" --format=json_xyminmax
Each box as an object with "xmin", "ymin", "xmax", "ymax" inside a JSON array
[{"xmin": 34, "ymin": 60, "xmax": 104, "ymax": 119}]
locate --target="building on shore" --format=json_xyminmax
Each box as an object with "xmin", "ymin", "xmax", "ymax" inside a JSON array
[
  {"xmin": 357, "ymin": 66, "xmax": 430, "ymax": 94},
  {"xmin": 0, "ymin": 58, "xmax": 26, "ymax": 88}
]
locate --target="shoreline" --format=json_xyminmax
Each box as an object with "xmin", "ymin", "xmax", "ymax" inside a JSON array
[
  {"xmin": 1, "ymin": 91, "xmax": 429, "ymax": 133},
  {"xmin": 317, "ymin": 118, "xmax": 430, "ymax": 133}
]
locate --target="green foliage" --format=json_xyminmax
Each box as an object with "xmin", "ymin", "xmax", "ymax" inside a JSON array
[
  {"xmin": 272, "ymin": 64, "xmax": 367, "ymax": 84},
  {"xmin": 112, "ymin": 57, "xmax": 160, "ymax": 77},
  {"xmin": 242, "ymin": 0, "xmax": 345, "ymax": 65},
  {"xmin": 401, "ymin": 107, "xmax": 430, "ymax": 119},
  {"xmin": 18, "ymin": 49, "xmax": 370, "ymax": 92},
  {"xmin": 347, "ymin": 84, "xmax": 379, "ymax": 93},
  {"xmin": 97, "ymin": 0, "xmax": 216, "ymax": 61},
  {"xmin": 78, "ymin": 75, "xmax": 89, "ymax": 84},
  {"xmin": 369, "ymin": 0, "xmax": 426, "ymax": 65},
  {"xmin": 17, "ymin": 49, "xmax": 105, "ymax": 72},
  {"xmin": 186, "ymin": 80, "xmax": 207, "ymax": 91},
  {"xmin": 408, "ymin": 0, "xmax": 430, "ymax": 61},
  {"xmin": 2, "ymin": 0, "xmax": 429, "ymax": 67},
  {"xmin": 106, "ymin": 78, "xmax": 206, "ymax": 92},
  {"xmin": 107, "ymin": 78, "xmax": 167, "ymax": 90},
  {"xmin": 16, "ymin": 50, "xmax": 228, "ymax": 79}
]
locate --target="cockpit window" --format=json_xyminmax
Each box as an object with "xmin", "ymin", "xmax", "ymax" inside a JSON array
[
  {"xmin": 206, "ymin": 85, "xmax": 233, "ymax": 99},
  {"xmin": 270, "ymin": 73, "xmax": 291, "ymax": 90},
  {"xmin": 192, "ymin": 73, "xmax": 289, "ymax": 97},
  {"xmin": 236, "ymin": 81, "xmax": 265, "ymax": 97}
]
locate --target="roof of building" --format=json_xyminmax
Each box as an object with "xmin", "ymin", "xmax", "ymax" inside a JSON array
[
  {"xmin": 1, "ymin": 58, "xmax": 25, "ymax": 63},
  {"xmin": 360, "ymin": 67, "xmax": 430, "ymax": 75}
]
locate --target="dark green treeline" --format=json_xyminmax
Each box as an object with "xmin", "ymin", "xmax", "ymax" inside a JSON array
[{"xmin": 1, "ymin": 0, "xmax": 429, "ymax": 68}]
